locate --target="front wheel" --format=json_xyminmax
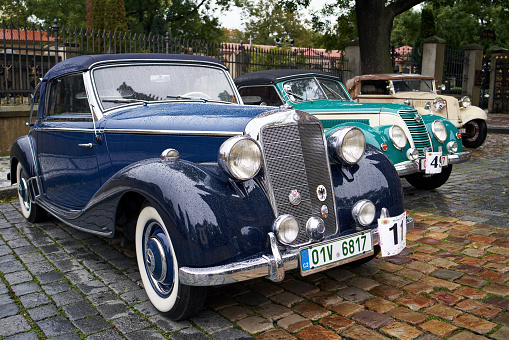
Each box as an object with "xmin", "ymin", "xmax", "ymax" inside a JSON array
[
  {"xmin": 135, "ymin": 205, "xmax": 207, "ymax": 320},
  {"xmin": 405, "ymin": 165, "xmax": 453, "ymax": 190},
  {"xmin": 462, "ymin": 119, "xmax": 487, "ymax": 148},
  {"xmin": 16, "ymin": 163, "xmax": 46, "ymax": 222}
]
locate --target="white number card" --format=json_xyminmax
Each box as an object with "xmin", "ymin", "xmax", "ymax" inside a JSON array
[
  {"xmin": 378, "ymin": 212, "xmax": 407, "ymax": 257},
  {"xmin": 425, "ymin": 152, "xmax": 442, "ymax": 174}
]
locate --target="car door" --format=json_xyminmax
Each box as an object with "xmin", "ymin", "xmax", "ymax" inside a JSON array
[{"xmin": 32, "ymin": 73, "xmax": 102, "ymax": 209}]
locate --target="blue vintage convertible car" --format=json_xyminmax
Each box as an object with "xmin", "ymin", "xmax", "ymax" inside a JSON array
[{"xmin": 11, "ymin": 54, "xmax": 412, "ymax": 320}]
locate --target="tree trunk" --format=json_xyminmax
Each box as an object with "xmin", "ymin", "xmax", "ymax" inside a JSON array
[{"xmin": 355, "ymin": 0, "xmax": 425, "ymax": 74}]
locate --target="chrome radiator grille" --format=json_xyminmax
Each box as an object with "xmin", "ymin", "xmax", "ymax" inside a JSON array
[
  {"xmin": 260, "ymin": 122, "xmax": 337, "ymax": 246},
  {"xmin": 399, "ymin": 110, "xmax": 432, "ymax": 155}
]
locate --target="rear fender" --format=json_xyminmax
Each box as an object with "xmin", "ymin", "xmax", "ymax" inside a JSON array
[{"xmin": 10, "ymin": 135, "xmax": 37, "ymax": 185}]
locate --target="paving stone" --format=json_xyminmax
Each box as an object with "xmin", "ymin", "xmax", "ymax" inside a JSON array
[
  {"xmin": 325, "ymin": 267, "xmax": 356, "ymax": 281},
  {"xmin": 424, "ymin": 304, "xmax": 463, "ymax": 321},
  {"xmin": 483, "ymin": 283, "xmax": 509, "ymax": 296},
  {"xmin": 455, "ymin": 299, "xmax": 503, "ymax": 319},
  {"xmin": 254, "ymin": 303, "xmax": 292, "ymax": 321},
  {"xmin": 363, "ymin": 297, "xmax": 397, "ymax": 313},
  {"xmin": 491, "ymin": 326, "xmax": 509, "ymax": 340},
  {"xmin": 235, "ymin": 291, "xmax": 270, "ymax": 307},
  {"xmin": 0, "ymin": 315, "xmax": 31, "ymax": 337},
  {"xmin": 455, "ymin": 275, "xmax": 488, "ymax": 288},
  {"xmin": 430, "ymin": 290, "xmax": 463, "ymax": 306},
  {"xmin": 369, "ymin": 285, "xmax": 403, "ymax": 300},
  {"xmin": 336, "ymin": 286, "xmax": 372, "ymax": 303},
  {"xmin": 51, "ymin": 289, "xmax": 83, "ymax": 306},
  {"xmin": 207, "ymin": 328, "xmax": 254, "ymax": 340},
  {"xmin": 237, "ymin": 316, "xmax": 274, "ymax": 334},
  {"xmin": 248, "ymin": 280, "xmax": 284, "ymax": 297},
  {"xmin": 191, "ymin": 309, "xmax": 232, "ymax": 334},
  {"xmin": 448, "ymin": 331, "xmax": 490, "ymax": 340},
  {"xmin": 19, "ymin": 291, "xmax": 51, "ymax": 309},
  {"xmin": 4, "ymin": 270, "xmax": 33, "ymax": 285},
  {"xmin": 381, "ymin": 321, "xmax": 423, "ymax": 340},
  {"xmin": 170, "ymin": 327, "xmax": 215, "ymax": 340},
  {"xmin": 452, "ymin": 313, "xmax": 497, "ymax": 334},
  {"xmin": 330, "ymin": 301, "xmax": 364, "ymax": 316},
  {"xmin": 293, "ymin": 301, "xmax": 330, "ymax": 320},
  {"xmin": 27, "ymin": 304, "xmax": 59, "ymax": 321},
  {"xmin": 374, "ymin": 272, "xmax": 412, "ymax": 288},
  {"xmin": 124, "ymin": 329, "xmax": 166, "ymax": 340},
  {"xmin": 149, "ymin": 314, "xmax": 191, "ymax": 333},
  {"xmin": 419, "ymin": 320, "xmax": 457, "ymax": 337},
  {"xmin": 455, "ymin": 286, "xmax": 487, "ymax": 300},
  {"xmin": 61, "ymin": 300, "xmax": 99, "ymax": 320},
  {"xmin": 346, "ymin": 276, "xmax": 379, "ymax": 291},
  {"xmin": 25, "ymin": 261, "xmax": 55, "ymax": 275},
  {"xmin": 11, "ymin": 282, "xmax": 41, "ymax": 296},
  {"xmin": 0, "ymin": 303, "xmax": 19, "ymax": 318},
  {"xmin": 3, "ymin": 331, "xmax": 41, "ymax": 340},
  {"xmin": 112, "ymin": 313, "xmax": 150, "ymax": 334},
  {"xmin": 133, "ymin": 301, "xmax": 159, "ymax": 317},
  {"xmin": 349, "ymin": 264, "xmax": 380, "ymax": 277},
  {"xmin": 96, "ymin": 301, "xmax": 131, "ymax": 320},
  {"xmin": 340, "ymin": 324, "xmax": 390, "ymax": 340},
  {"xmin": 396, "ymin": 268, "xmax": 424, "ymax": 281},
  {"xmin": 42, "ymin": 281, "xmax": 71, "ymax": 295},
  {"xmin": 395, "ymin": 294, "xmax": 434, "ymax": 311},
  {"xmin": 485, "ymin": 296, "xmax": 509, "ymax": 310},
  {"xmin": 352, "ymin": 310, "xmax": 393, "ymax": 329},
  {"xmin": 219, "ymin": 304, "xmax": 253, "ymax": 321},
  {"xmin": 430, "ymin": 269, "xmax": 464, "ymax": 281},
  {"xmin": 277, "ymin": 313, "xmax": 312, "ymax": 333},
  {"xmin": 295, "ymin": 324, "xmax": 340, "ymax": 339},
  {"xmin": 307, "ymin": 291, "xmax": 342, "ymax": 308},
  {"xmin": 319, "ymin": 314, "xmax": 354, "ymax": 332},
  {"xmin": 387, "ymin": 307, "xmax": 427, "ymax": 325},
  {"xmin": 109, "ymin": 279, "xmax": 140, "ymax": 295},
  {"xmin": 257, "ymin": 329, "xmax": 295, "ymax": 340},
  {"xmin": 270, "ymin": 291, "xmax": 303, "ymax": 307},
  {"xmin": 73, "ymin": 315, "xmax": 112, "ymax": 335},
  {"xmin": 494, "ymin": 312, "xmax": 509, "ymax": 326},
  {"xmin": 315, "ymin": 278, "xmax": 347, "ymax": 291},
  {"xmin": 280, "ymin": 279, "xmax": 320, "ymax": 298},
  {"xmin": 37, "ymin": 315, "xmax": 76, "ymax": 338},
  {"xmin": 88, "ymin": 292, "xmax": 119, "ymax": 306}
]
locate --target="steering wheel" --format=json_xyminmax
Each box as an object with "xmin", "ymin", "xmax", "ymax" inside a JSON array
[{"xmin": 182, "ymin": 91, "xmax": 211, "ymax": 100}]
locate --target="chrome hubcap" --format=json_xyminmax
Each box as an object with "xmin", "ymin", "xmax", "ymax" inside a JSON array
[{"xmin": 18, "ymin": 178, "xmax": 30, "ymax": 211}]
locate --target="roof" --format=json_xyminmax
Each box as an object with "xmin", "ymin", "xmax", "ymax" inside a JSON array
[
  {"xmin": 43, "ymin": 53, "xmax": 227, "ymax": 80},
  {"xmin": 0, "ymin": 29, "xmax": 54, "ymax": 42},
  {"xmin": 234, "ymin": 69, "xmax": 339, "ymax": 87},
  {"xmin": 345, "ymin": 73, "xmax": 435, "ymax": 93}
]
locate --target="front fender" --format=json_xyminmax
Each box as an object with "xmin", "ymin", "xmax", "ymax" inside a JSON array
[
  {"xmin": 460, "ymin": 106, "xmax": 488, "ymax": 126},
  {"xmin": 10, "ymin": 135, "xmax": 37, "ymax": 184},
  {"xmin": 100, "ymin": 159, "xmax": 275, "ymax": 268},
  {"xmin": 421, "ymin": 115, "xmax": 463, "ymax": 153}
]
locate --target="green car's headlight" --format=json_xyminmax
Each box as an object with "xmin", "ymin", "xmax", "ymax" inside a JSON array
[
  {"xmin": 389, "ymin": 125, "xmax": 407, "ymax": 150},
  {"xmin": 218, "ymin": 136, "xmax": 262, "ymax": 180},
  {"xmin": 432, "ymin": 120, "xmax": 447, "ymax": 144}
]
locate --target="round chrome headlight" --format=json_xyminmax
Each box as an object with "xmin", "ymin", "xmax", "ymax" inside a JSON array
[
  {"xmin": 389, "ymin": 125, "xmax": 407, "ymax": 150},
  {"xmin": 432, "ymin": 120, "xmax": 447, "ymax": 143},
  {"xmin": 273, "ymin": 215, "xmax": 299, "ymax": 244},
  {"xmin": 447, "ymin": 141, "xmax": 458, "ymax": 154},
  {"xmin": 327, "ymin": 127, "xmax": 366, "ymax": 165},
  {"xmin": 352, "ymin": 200, "xmax": 376, "ymax": 227},
  {"xmin": 460, "ymin": 96, "xmax": 471, "ymax": 108},
  {"xmin": 218, "ymin": 136, "xmax": 262, "ymax": 180}
]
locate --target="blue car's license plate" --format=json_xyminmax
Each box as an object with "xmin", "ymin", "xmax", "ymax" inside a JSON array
[{"xmin": 299, "ymin": 231, "xmax": 373, "ymax": 275}]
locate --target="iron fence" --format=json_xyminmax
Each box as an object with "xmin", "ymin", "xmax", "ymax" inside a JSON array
[
  {"xmin": 391, "ymin": 46, "xmax": 421, "ymax": 74},
  {"xmin": 1, "ymin": 21, "xmax": 348, "ymax": 104},
  {"xmin": 443, "ymin": 47, "xmax": 467, "ymax": 95}
]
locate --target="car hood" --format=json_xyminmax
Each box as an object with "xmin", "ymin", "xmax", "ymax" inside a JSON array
[
  {"xmin": 292, "ymin": 100, "xmax": 412, "ymax": 115},
  {"xmin": 392, "ymin": 92, "xmax": 438, "ymax": 101},
  {"xmin": 101, "ymin": 102, "xmax": 277, "ymax": 134}
]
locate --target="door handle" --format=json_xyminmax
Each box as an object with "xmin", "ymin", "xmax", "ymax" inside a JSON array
[{"xmin": 78, "ymin": 143, "xmax": 93, "ymax": 148}]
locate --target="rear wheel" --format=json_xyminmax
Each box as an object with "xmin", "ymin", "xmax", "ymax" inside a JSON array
[
  {"xmin": 135, "ymin": 205, "xmax": 207, "ymax": 320},
  {"xmin": 16, "ymin": 163, "xmax": 46, "ymax": 222},
  {"xmin": 405, "ymin": 165, "xmax": 453, "ymax": 190},
  {"xmin": 462, "ymin": 119, "xmax": 487, "ymax": 148}
]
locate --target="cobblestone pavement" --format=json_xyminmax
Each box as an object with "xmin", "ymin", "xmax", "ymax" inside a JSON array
[{"xmin": 0, "ymin": 115, "xmax": 508, "ymax": 339}]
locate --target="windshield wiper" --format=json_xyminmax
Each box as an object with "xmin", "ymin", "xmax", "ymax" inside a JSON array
[
  {"xmin": 286, "ymin": 90, "xmax": 305, "ymax": 101},
  {"xmin": 166, "ymin": 95, "xmax": 209, "ymax": 103},
  {"xmin": 321, "ymin": 83, "xmax": 344, "ymax": 100},
  {"xmin": 102, "ymin": 98, "xmax": 148, "ymax": 106}
]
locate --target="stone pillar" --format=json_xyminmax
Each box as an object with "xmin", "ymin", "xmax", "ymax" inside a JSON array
[
  {"xmin": 421, "ymin": 36, "xmax": 446, "ymax": 84},
  {"xmin": 463, "ymin": 44, "xmax": 484, "ymax": 106},
  {"xmin": 345, "ymin": 40, "xmax": 361, "ymax": 80}
]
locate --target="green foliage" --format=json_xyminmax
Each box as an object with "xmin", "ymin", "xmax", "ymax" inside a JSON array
[
  {"xmin": 245, "ymin": 46, "xmax": 307, "ymax": 72},
  {"xmin": 391, "ymin": 9, "xmax": 420, "ymax": 48},
  {"xmin": 420, "ymin": 7, "xmax": 435, "ymax": 39}
]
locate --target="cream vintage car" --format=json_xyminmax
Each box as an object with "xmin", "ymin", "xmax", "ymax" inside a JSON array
[{"xmin": 345, "ymin": 74, "xmax": 488, "ymax": 148}]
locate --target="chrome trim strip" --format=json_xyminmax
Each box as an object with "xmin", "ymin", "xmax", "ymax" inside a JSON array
[
  {"xmin": 395, "ymin": 160, "xmax": 419, "ymax": 176},
  {"xmin": 447, "ymin": 151, "xmax": 471, "ymax": 164},
  {"xmin": 30, "ymin": 127, "xmax": 242, "ymax": 137}
]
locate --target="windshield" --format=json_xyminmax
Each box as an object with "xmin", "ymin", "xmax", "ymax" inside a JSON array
[
  {"xmin": 93, "ymin": 64, "xmax": 238, "ymax": 111},
  {"xmin": 392, "ymin": 79, "xmax": 434, "ymax": 93},
  {"xmin": 282, "ymin": 77, "xmax": 349, "ymax": 102}
]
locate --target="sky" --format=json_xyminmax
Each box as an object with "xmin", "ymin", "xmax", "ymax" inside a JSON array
[{"xmin": 218, "ymin": 0, "xmax": 331, "ymax": 30}]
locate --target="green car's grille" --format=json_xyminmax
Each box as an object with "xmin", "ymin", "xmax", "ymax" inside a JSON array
[{"xmin": 399, "ymin": 110, "xmax": 432, "ymax": 155}]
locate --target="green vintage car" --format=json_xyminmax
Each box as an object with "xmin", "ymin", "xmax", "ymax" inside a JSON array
[{"xmin": 234, "ymin": 70, "xmax": 471, "ymax": 190}]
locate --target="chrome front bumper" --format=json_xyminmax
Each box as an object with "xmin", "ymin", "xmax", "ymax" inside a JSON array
[
  {"xmin": 179, "ymin": 216, "xmax": 414, "ymax": 287},
  {"xmin": 396, "ymin": 151, "xmax": 471, "ymax": 176}
]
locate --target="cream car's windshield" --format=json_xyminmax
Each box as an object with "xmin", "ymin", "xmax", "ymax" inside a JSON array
[
  {"xmin": 93, "ymin": 64, "xmax": 238, "ymax": 111},
  {"xmin": 283, "ymin": 77, "xmax": 349, "ymax": 102},
  {"xmin": 392, "ymin": 79, "xmax": 434, "ymax": 93}
]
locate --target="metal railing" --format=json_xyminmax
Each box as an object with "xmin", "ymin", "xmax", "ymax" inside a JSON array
[
  {"xmin": 1, "ymin": 20, "xmax": 348, "ymax": 104},
  {"xmin": 443, "ymin": 47, "xmax": 467, "ymax": 95}
]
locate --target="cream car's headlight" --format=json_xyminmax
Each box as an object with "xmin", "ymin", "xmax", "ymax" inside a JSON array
[
  {"xmin": 460, "ymin": 96, "xmax": 471, "ymax": 108},
  {"xmin": 432, "ymin": 120, "xmax": 447, "ymax": 143},
  {"xmin": 218, "ymin": 136, "xmax": 262, "ymax": 180},
  {"xmin": 273, "ymin": 215, "xmax": 300, "ymax": 244},
  {"xmin": 389, "ymin": 125, "xmax": 407, "ymax": 150},
  {"xmin": 327, "ymin": 127, "xmax": 366, "ymax": 165},
  {"xmin": 352, "ymin": 200, "xmax": 376, "ymax": 227}
]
